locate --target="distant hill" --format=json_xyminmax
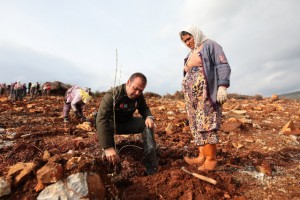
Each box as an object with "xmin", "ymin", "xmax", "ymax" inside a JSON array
[{"xmin": 279, "ymin": 91, "xmax": 300, "ymax": 100}]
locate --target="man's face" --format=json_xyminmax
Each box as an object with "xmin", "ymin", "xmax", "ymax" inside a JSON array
[
  {"xmin": 181, "ymin": 34, "xmax": 195, "ymax": 49},
  {"xmin": 126, "ymin": 77, "xmax": 146, "ymax": 99}
]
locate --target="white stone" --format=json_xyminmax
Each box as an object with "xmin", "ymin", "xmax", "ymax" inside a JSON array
[
  {"xmin": 232, "ymin": 110, "xmax": 247, "ymax": 115},
  {"xmin": 37, "ymin": 180, "xmax": 79, "ymax": 200},
  {"xmin": 37, "ymin": 173, "xmax": 90, "ymax": 200},
  {"xmin": 67, "ymin": 172, "xmax": 88, "ymax": 197},
  {"xmin": 0, "ymin": 177, "xmax": 11, "ymax": 197},
  {"xmin": 166, "ymin": 111, "xmax": 175, "ymax": 115}
]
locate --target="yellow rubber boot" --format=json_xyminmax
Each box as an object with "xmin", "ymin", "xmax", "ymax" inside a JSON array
[
  {"xmin": 184, "ymin": 146, "xmax": 205, "ymax": 166},
  {"xmin": 198, "ymin": 144, "xmax": 217, "ymax": 171}
]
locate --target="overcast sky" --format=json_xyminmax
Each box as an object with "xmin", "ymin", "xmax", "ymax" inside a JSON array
[{"xmin": 0, "ymin": 0, "xmax": 299, "ymax": 96}]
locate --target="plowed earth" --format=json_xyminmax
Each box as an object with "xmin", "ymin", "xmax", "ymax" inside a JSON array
[{"xmin": 0, "ymin": 94, "xmax": 300, "ymax": 200}]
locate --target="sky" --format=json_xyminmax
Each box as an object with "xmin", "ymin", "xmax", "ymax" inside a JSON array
[{"xmin": 0, "ymin": 0, "xmax": 299, "ymax": 97}]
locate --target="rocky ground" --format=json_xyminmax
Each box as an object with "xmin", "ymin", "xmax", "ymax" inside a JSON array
[{"xmin": 0, "ymin": 93, "xmax": 300, "ymax": 200}]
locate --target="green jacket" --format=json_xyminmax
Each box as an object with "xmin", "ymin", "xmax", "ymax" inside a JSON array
[{"xmin": 96, "ymin": 84, "xmax": 152, "ymax": 148}]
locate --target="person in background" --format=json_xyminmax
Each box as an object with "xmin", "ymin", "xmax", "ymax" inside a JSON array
[
  {"xmin": 62, "ymin": 85, "xmax": 92, "ymax": 123},
  {"xmin": 22, "ymin": 83, "xmax": 27, "ymax": 97},
  {"xmin": 96, "ymin": 72, "xmax": 158, "ymax": 175},
  {"xmin": 179, "ymin": 25, "xmax": 231, "ymax": 171},
  {"xmin": 14, "ymin": 81, "xmax": 23, "ymax": 101},
  {"xmin": 10, "ymin": 82, "xmax": 16, "ymax": 100},
  {"xmin": 30, "ymin": 83, "xmax": 37, "ymax": 100},
  {"xmin": 0, "ymin": 83, "xmax": 5, "ymax": 96},
  {"xmin": 42, "ymin": 83, "xmax": 51, "ymax": 96},
  {"xmin": 36, "ymin": 82, "xmax": 41, "ymax": 96},
  {"xmin": 28, "ymin": 82, "xmax": 32, "ymax": 95}
]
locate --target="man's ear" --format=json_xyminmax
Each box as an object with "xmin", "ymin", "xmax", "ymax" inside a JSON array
[{"xmin": 126, "ymin": 79, "xmax": 131, "ymax": 86}]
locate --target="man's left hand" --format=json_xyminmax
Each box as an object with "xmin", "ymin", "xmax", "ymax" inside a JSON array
[{"xmin": 145, "ymin": 117, "xmax": 155, "ymax": 128}]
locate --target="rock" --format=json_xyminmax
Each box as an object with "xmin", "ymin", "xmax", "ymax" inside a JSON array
[
  {"xmin": 13, "ymin": 107, "xmax": 23, "ymax": 112},
  {"xmin": 231, "ymin": 110, "xmax": 247, "ymax": 115},
  {"xmin": 165, "ymin": 123, "xmax": 176, "ymax": 135},
  {"xmin": 37, "ymin": 180, "xmax": 69, "ymax": 200},
  {"xmin": 0, "ymin": 177, "xmax": 11, "ymax": 197},
  {"xmin": 158, "ymin": 105, "xmax": 166, "ymax": 111},
  {"xmin": 280, "ymin": 120, "xmax": 294, "ymax": 134},
  {"xmin": 66, "ymin": 157, "xmax": 82, "ymax": 170},
  {"xmin": 255, "ymin": 161, "xmax": 272, "ymax": 176},
  {"xmin": 0, "ymin": 97, "xmax": 8, "ymax": 102},
  {"xmin": 221, "ymin": 118, "xmax": 242, "ymax": 132},
  {"xmin": 166, "ymin": 111, "xmax": 175, "ymax": 115},
  {"xmin": 35, "ymin": 162, "xmax": 63, "ymax": 189},
  {"xmin": 6, "ymin": 162, "xmax": 36, "ymax": 186},
  {"xmin": 67, "ymin": 173, "xmax": 89, "ymax": 197},
  {"xmin": 37, "ymin": 172, "xmax": 105, "ymax": 200},
  {"xmin": 177, "ymin": 101, "xmax": 185, "ymax": 109},
  {"xmin": 270, "ymin": 94, "xmax": 279, "ymax": 102},
  {"xmin": 26, "ymin": 104, "xmax": 36, "ymax": 109},
  {"xmin": 42, "ymin": 150, "xmax": 51, "ymax": 161},
  {"xmin": 76, "ymin": 122, "xmax": 92, "ymax": 131},
  {"xmin": 86, "ymin": 173, "xmax": 105, "ymax": 200},
  {"xmin": 280, "ymin": 120, "xmax": 300, "ymax": 135},
  {"xmin": 0, "ymin": 128, "xmax": 5, "ymax": 134},
  {"xmin": 182, "ymin": 126, "xmax": 190, "ymax": 133}
]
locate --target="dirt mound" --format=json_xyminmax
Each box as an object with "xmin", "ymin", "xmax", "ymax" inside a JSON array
[{"xmin": 42, "ymin": 81, "xmax": 71, "ymax": 96}]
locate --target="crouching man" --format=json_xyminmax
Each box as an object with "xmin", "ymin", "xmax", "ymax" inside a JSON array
[{"xmin": 96, "ymin": 72, "xmax": 158, "ymax": 175}]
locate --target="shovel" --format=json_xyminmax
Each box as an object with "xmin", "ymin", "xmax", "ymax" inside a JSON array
[{"xmin": 181, "ymin": 166, "xmax": 217, "ymax": 185}]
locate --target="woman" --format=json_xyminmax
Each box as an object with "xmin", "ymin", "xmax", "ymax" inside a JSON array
[{"xmin": 179, "ymin": 25, "xmax": 231, "ymax": 171}]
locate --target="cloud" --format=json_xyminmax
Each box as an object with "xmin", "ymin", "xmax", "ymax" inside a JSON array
[
  {"xmin": 178, "ymin": 0, "xmax": 300, "ymax": 96},
  {"xmin": 0, "ymin": 1, "xmax": 299, "ymax": 96}
]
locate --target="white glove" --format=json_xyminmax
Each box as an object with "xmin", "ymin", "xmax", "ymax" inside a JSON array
[{"xmin": 217, "ymin": 86, "xmax": 227, "ymax": 104}]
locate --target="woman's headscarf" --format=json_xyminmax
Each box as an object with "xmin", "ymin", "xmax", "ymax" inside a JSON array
[
  {"xmin": 179, "ymin": 25, "xmax": 208, "ymax": 50},
  {"xmin": 80, "ymin": 89, "xmax": 92, "ymax": 104}
]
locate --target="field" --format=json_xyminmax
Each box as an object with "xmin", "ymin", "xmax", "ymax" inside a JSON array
[{"xmin": 0, "ymin": 93, "xmax": 300, "ymax": 199}]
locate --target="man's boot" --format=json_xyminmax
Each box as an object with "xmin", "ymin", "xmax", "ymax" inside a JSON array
[
  {"xmin": 184, "ymin": 146, "xmax": 205, "ymax": 166},
  {"xmin": 198, "ymin": 144, "xmax": 217, "ymax": 171},
  {"xmin": 142, "ymin": 127, "xmax": 158, "ymax": 175}
]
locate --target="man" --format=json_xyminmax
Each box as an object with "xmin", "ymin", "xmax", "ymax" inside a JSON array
[
  {"xmin": 14, "ymin": 81, "xmax": 23, "ymax": 101},
  {"xmin": 63, "ymin": 85, "xmax": 92, "ymax": 122},
  {"xmin": 96, "ymin": 72, "xmax": 158, "ymax": 175}
]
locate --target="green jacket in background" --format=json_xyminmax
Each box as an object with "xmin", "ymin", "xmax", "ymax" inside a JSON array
[{"xmin": 96, "ymin": 83, "xmax": 152, "ymax": 148}]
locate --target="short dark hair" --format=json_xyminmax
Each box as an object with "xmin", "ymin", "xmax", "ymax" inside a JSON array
[
  {"xmin": 180, "ymin": 31, "xmax": 192, "ymax": 37},
  {"xmin": 129, "ymin": 72, "xmax": 147, "ymax": 85}
]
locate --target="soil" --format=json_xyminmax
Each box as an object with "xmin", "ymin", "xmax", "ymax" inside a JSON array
[{"xmin": 0, "ymin": 94, "xmax": 300, "ymax": 200}]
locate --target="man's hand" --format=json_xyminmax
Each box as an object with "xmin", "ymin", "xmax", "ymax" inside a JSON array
[
  {"xmin": 104, "ymin": 147, "xmax": 120, "ymax": 165},
  {"xmin": 217, "ymin": 86, "xmax": 228, "ymax": 104},
  {"xmin": 145, "ymin": 117, "xmax": 155, "ymax": 128}
]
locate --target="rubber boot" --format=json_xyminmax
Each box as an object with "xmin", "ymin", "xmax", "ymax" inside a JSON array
[
  {"xmin": 142, "ymin": 127, "xmax": 158, "ymax": 175},
  {"xmin": 198, "ymin": 144, "xmax": 217, "ymax": 171},
  {"xmin": 184, "ymin": 146, "xmax": 205, "ymax": 166}
]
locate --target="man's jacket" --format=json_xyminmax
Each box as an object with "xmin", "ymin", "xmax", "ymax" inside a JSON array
[{"xmin": 96, "ymin": 84, "xmax": 152, "ymax": 148}]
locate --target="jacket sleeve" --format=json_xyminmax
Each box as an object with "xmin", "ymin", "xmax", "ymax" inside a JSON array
[
  {"xmin": 137, "ymin": 94, "xmax": 152, "ymax": 119},
  {"xmin": 211, "ymin": 42, "xmax": 231, "ymax": 87},
  {"xmin": 96, "ymin": 91, "xmax": 115, "ymax": 148}
]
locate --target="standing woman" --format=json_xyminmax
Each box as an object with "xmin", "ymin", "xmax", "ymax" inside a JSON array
[{"xmin": 179, "ymin": 25, "xmax": 231, "ymax": 171}]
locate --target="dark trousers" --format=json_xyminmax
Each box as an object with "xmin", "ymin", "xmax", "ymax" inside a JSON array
[
  {"xmin": 62, "ymin": 103, "xmax": 83, "ymax": 118},
  {"xmin": 116, "ymin": 117, "xmax": 158, "ymax": 174}
]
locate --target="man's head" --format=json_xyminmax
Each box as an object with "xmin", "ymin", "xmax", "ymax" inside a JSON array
[{"xmin": 126, "ymin": 72, "xmax": 147, "ymax": 99}]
